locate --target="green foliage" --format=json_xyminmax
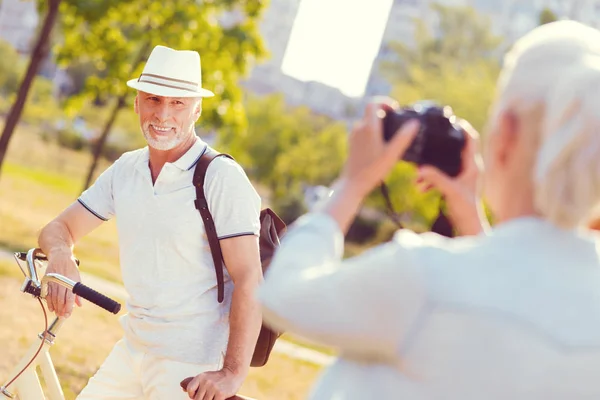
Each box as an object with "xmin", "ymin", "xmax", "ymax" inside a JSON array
[
  {"xmin": 56, "ymin": 127, "xmax": 86, "ymax": 151},
  {"xmin": 391, "ymin": 60, "xmax": 500, "ymax": 132},
  {"xmin": 28, "ymin": 76, "xmax": 54, "ymax": 103},
  {"xmin": 22, "ymin": 77, "xmax": 64, "ymax": 127},
  {"xmin": 74, "ymin": 105, "xmax": 147, "ymax": 156},
  {"xmin": 384, "ymin": 3, "xmax": 503, "ymax": 83},
  {"xmin": 112, "ymin": 108, "xmax": 147, "ymax": 148},
  {"xmin": 346, "ymin": 214, "xmax": 380, "ymax": 243},
  {"xmin": 275, "ymin": 191, "xmax": 309, "ymax": 225},
  {"xmin": 363, "ymin": 162, "xmax": 443, "ymax": 232},
  {"xmin": 539, "ymin": 7, "xmax": 558, "ymax": 25},
  {"xmin": 0, "ymin": 40, "xmax": 25, "ymax": 95},
  {"xmin": 55, "ymin": 0, "xmax": 268, "ymax": 137},
  {"xmin": 219, "ymin": 94, "xmax": 347, "ymax": 218}
]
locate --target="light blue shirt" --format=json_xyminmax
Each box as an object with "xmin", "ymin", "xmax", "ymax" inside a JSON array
[{"xmin": 258, "ymin": 214, "xmax": 600, "ymax": 399}]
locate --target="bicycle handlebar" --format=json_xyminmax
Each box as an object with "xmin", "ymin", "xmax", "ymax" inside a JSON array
[
  {"xmin": 72, "ymin": 281, "xmax": 121, "ymax": 314},
  {"xmin": 15, "ymin": 249, "xmax": 121, "ymax": 315},
  {"xmin": 42, "ymin": 273, "xmax": 121, "ymax": 314}
]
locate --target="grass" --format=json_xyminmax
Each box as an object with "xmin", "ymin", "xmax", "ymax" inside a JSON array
[
  {"xmin": 281, "ymin": 333, "xmax": 337, "ymax": 357},
  {"xmin": 0, "ymin": 275, "xmax": 322, "ymax": 399},
  {"xmin": 0, "ymin": 126, "xmax": 122, "ymax": 283},
  {"xmin": 0, "ymin": 259, "xmax": 21, "ymax": 279},
  {"xmin": 3, "ymin": 163, "xmax": 81, "ymax": 195}
]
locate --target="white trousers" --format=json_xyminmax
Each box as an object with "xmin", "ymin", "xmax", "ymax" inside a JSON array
[{"xmin": 77, "ymin": 338, "xmax": 220, "ymax": 400}]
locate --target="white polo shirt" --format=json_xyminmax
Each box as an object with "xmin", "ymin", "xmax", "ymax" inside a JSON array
[{"xmin": 78, "ymin": 138, "xmax": 261, "ymax": 364}]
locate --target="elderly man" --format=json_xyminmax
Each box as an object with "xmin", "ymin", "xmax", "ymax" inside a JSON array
[{"xmin": 38, "ymin": 45, "xmax": 263, "ymax": 400}]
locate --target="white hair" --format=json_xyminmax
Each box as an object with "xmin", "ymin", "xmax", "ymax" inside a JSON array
[{"xmin": 494, "ymin": 20, "xmax": 600, "ymax": 228}]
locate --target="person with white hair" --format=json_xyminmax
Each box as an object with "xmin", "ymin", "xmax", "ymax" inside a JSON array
[{"xmin": 257, "ymin": 20, "xmax": 600, "ymax": 399}]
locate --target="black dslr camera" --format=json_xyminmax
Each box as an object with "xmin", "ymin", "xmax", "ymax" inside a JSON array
[{"xmin": 381, "ymin": 101, "xmax": 466, "ymax": 177}]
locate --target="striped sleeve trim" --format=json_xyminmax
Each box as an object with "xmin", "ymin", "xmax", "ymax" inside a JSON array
[
  {"xmin": 218, "ymin": 232, "xmax": 258, "ymax": 240},
  {"xmin": 77, "ymin": 198, "xmax": 109, "ymax": 222}
]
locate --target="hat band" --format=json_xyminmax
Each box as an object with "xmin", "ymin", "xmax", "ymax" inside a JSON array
[{"xmin": 138, "ymin": 73, "xmax": 200, "ymax": 93}]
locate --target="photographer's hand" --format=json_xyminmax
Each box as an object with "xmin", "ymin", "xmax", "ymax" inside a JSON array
[
  {"xmin": 322, "ymin": 100, "xmax": 419, "ymax": 234},
  {"xmin": 341, "ymin": 101, "xmax": 419, "ymax": 196},
  {"xmin": 416, "ymin": 120, "xmax": 489, "ymax": 236}
]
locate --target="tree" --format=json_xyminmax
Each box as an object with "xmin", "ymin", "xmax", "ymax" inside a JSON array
[
  {"xmin": 0, "ymin": 0, "xmax": 62, "ymax": 182},
  {"xmin": 219, "ymin": 94, "xmax": 347, "ymax": 222},
  {"xmin": 382, "ymin": 4, "xmax": 502, "ymax": 133},
  {"xmin": 384, "ymin": 3, "xmax": 502, "ymax": 83},
  {"xmin": 374, "ymin": 4, "xmax": 503, "ymax": 229},
  {"xmin": 54, "ymin": 0, "xmax": 267, "ymax": 191}
]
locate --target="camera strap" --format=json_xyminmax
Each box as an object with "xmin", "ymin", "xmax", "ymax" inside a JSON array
[{"xmin": 379, "ymin": 183, "xmax": 454, "ymax": 238}]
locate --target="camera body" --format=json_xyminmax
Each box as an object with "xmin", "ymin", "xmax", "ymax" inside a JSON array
[{"xmin": 381, "ymin": 101, "xmax": 466, "ymax": 177}]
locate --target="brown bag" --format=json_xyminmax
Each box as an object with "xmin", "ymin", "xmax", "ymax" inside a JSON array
[{"xmin": 192, "ymin": 147, "xmax": 287, "ymax": 367}]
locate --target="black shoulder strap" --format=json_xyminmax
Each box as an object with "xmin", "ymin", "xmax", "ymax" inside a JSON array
[{"xmin": 193, "ymin": 147, "xmax": 235, "ymax": 303}]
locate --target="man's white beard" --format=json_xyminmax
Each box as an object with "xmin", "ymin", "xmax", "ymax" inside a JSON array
[{"xmin": 142, "ymin": 122, "xmax": 186, "ymax": 151}]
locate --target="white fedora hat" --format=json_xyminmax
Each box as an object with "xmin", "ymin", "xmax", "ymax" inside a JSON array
[{"xmin": 127, "ymin": 45, "xmax": 214, "ymax": 98}]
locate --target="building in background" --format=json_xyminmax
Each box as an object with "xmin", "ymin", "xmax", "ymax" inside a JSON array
[
  {"xmin": 245, "ymin": 0, "xmax": 600, "ymax": 123},
  {"xmin": 3, "ymin": 0, "xmax": 600, "ymax": 122},
  {"xmin": 0, "ymin": 0, "xmax": 67, "ymax": 86},
  {"xmin": 240, "ymin": 0, "xmax": 362, "ymax": 121},
  {"xmin": 0, "ymin": 0, "xmax": 38, "ymax": 54}
]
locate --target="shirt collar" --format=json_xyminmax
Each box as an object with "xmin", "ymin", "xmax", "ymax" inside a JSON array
[
  {"xmin": 171, "ymin": 137, "xmax": 208, "ymax": 171},
  {"xmin": 133, "ymin": 137, "xmax": 208, "ymax": 178}
]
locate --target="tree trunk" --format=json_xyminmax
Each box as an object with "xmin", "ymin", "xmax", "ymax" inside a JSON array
[
  {"xmin": 81, "ymin": 40, "xmax": 151, "ymax": 191},
  {"xmin": 82, "ymin": 95, "xmax": 126, "ymax": 191},
  {"xmin": 0, "ymin": 0, "xmax": 61, "ymax": 182}
]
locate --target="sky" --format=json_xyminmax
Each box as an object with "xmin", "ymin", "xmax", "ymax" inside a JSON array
[{"xmin": 281, "ymin": 0, "xmax": 394, "ymax": 98}]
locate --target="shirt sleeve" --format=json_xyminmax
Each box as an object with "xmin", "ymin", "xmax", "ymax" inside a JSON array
[
  {"xmin": 257, "ymin": 213, "xmax": 428, "ymax": 362},
  {"xmin": 77, "ymin": 160, "xmax": 119, "ymax": 221},
  {"xmin": 204, "ymin": 157, "xmax": 261, "ymax": 239}
]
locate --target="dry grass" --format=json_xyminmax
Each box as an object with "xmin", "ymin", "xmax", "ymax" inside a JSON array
[{"xmin": 0, "ymin": 126, "xmax": 122, "ymax": 283}]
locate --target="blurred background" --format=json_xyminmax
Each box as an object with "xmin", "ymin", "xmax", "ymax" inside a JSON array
[{"xmin": 0, "ymin": 0, "xmax": 597, "ymax": 398}]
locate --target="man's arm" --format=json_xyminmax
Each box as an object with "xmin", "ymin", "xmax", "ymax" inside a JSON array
[
  {"xmin": 38, "ymin": 201, "xmax": 105, "ymax": 317},
  {"xmin": 221, "ymin": 235, "xmax": 263, "ymax": 376},
  {"xmin": 186, "ymin": 235, "xmax": 262, "ymax": 400}
]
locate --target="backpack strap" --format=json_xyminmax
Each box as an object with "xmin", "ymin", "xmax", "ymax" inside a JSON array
[{"xmin": 193, "ymin": 147, "xmax": 234, "ymax": 303}]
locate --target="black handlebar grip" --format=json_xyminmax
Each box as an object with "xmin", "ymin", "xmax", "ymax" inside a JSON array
[{"xmin": 72, "ymin": 282, "xmax": 121, "ymax": 314}]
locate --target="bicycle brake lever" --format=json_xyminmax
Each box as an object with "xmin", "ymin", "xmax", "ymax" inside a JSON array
[{"xmin": 0, "ymin": 385, "xmax": 15, "ymax": 398}]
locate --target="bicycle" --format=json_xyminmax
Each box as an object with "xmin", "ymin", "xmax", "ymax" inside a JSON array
[
  {"xmin": 0, "ymin": 249, "xmax": 254, "ymax": 400},
  {"xmin": 0, "ymin": 248, "xmax": 122, "ymax": 399}
]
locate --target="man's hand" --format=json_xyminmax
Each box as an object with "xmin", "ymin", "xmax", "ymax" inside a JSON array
[
  {"xmin": 184, "ymin": 368, "xmax": 244, "ymax": 400},
  {"xmin": 39, "ymin": 202, "xmax": 106, "ymax": 317},
  {"xmin": 46, "ymin": 248, "xmax": 82, "ymax": 318}
]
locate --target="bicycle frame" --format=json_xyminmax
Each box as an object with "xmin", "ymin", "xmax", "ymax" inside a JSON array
[
  {"xmin": 1, "ymin": 249, "xmax": 121, "ymax": 400},
  {"xmin": 1, "ymin": 318, "xmax": 65, "ymax": 399}
]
